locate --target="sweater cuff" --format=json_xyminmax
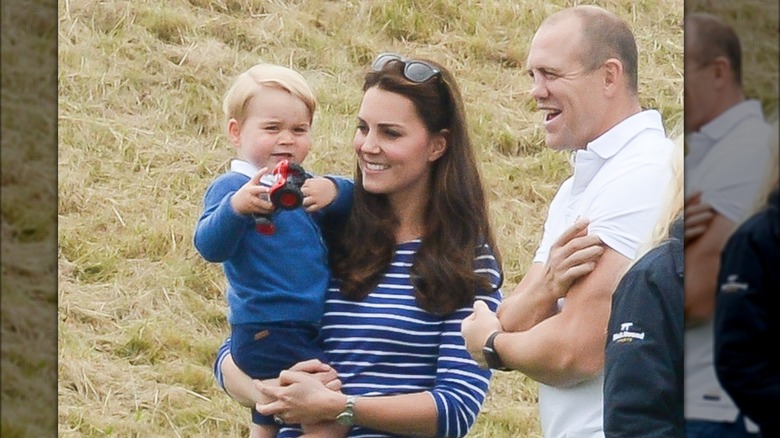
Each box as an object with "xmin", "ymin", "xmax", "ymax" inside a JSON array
[{"xmin": 322, "ymin": 176, "xmax": 354, "ymax": 213}]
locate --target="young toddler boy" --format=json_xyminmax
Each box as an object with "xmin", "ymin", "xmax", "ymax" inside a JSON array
[{"xmin": 194, "ymin": 63, "xmax": 351, "ymax": 438}]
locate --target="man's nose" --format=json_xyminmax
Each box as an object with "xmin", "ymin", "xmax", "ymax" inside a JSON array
[{"xmin": 530, "ymin": 77, "xmax": 549, "ymax": 101}]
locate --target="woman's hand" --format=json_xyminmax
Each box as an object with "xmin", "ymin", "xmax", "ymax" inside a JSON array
[
  {"xmin": 255, "ymin": 369, "xmax": 345, "ymax": 425},
  {"xmin": 288, "ymin": 359, "xmax": 343, "ymax": 391}
]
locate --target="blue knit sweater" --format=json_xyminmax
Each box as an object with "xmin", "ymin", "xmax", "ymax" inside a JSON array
[{"xmin": 194, "ymin": 162, "xmax": 353, "ymax": 325}]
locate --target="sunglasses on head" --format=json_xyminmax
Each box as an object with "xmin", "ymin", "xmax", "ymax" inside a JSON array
[{"xmin": 371, "ymin": 52, "xmax": 441, "ymax": 83}]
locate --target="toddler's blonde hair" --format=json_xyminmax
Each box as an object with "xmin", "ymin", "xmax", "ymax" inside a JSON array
[{"xmin": 222, "ymin": 63, "xmax": 316, "ymax": 128}]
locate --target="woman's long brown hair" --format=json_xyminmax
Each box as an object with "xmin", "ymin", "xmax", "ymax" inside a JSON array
[{"xmin": 329, "ymin": 57, "xmax": 502, "ymax": 316}]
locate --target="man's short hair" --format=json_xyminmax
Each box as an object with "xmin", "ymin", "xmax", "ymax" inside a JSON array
[
  {"xmin": 686, "ymin": 13, "xmax": 742, "ymax": 86},
  {"xmin": 546, "ymin": 6, "xmax": 639, "ymax": 94}
]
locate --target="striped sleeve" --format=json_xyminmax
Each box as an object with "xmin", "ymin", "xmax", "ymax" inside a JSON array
[
  {"xmin": 213, "ymin": 336, "xmax": 231, "ymax": 392},
  {"xmin": 432, "ymin": 243, "xmax": 503, "ymax": 437}
]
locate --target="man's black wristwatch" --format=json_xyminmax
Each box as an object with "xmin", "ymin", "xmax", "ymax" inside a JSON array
[{"xmin": 483, "ymin": 331, "xmax": 509, "ymax": 371}]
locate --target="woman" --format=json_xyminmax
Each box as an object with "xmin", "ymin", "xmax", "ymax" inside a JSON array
[{"xmin": 214, "ymin": 53, "xmax": 503, "ymax": 438}]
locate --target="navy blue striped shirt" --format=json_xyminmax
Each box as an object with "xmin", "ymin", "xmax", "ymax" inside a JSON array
[{"xmin": 216, "ymin": 239, "xmax": 502, "ymax": 437}]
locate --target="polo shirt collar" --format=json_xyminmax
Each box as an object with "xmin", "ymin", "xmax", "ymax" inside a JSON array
[
  {"xmin": 583, "ymin": 109, "xmax": 665, "ymax": 160},
  {"xmin": 687, "ymin": 100, "xmax": 765, "ymax": 161},
  {"xmin": 571, "ymin": 110, "xmax": 665, "ymax": 193},
  {"xmin": 699, "ymin": 99, "xmax": 764, "ymax": 141},
  {"xmin": 230, "ymin": 159, "xmax": 258, "ymax": 178}
]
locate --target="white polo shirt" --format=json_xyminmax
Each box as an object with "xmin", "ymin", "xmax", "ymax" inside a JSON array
[
  {"xmin": 534, "ymin": 109, "xmax": 676, "ymax": 438},
  {"xmin": 684, "ymin": 99, "xmax": 772, "ymax": 428},
  {"xmin": 685, "ymin": 100, "xmax": 774, "ymax": 223}
]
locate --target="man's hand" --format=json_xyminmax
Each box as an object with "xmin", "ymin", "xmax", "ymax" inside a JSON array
[
  {"xmin": 543, "ymin": 218, "xmax": 604, "ymax": 300},
  {"xmin": 684, "ymin": 191, "xmax": 714, "ymax": 244},
  {"xmin": 302, "ymin": 177, "xmax": 338, "ymax": 212},
  {"xmin": 230, "ymin": 168, "xmax": 273, "ymax": 215},
  {"xmin": 461, "ymin": 300, "xmax": 502, "ymax": 368}
]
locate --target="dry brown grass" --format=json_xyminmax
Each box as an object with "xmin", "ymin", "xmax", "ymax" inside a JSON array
[{"xmin": 1, "ymin": 0, "xmax": 58, "ymax": 437}]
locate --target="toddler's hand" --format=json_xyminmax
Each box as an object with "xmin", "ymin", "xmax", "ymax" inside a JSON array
[
  {"xmin": 302, "ymin": 177, "xmax": 338, "ymax": 212},
  {"xmin": 230, "ymin": 168, "xmax": 273, "ymax": 215}
]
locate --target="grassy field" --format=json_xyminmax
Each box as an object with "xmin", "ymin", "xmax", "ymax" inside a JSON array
[{"xmin": 7, "ymin": 0, "xmax": 777, "ymax": 436}]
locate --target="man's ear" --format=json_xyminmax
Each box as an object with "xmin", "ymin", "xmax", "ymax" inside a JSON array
[
  {"xmin": 428, "ymin": 130, "xmax": 449, "ymax": 162},
  {"xmin": 227, "ymin": 118, "xmax": 241, "ymax": 146},
  {"xmin": 711, "ymin": 56, "xmax": 731, "ymax": 89},
  {"xmin": 602, "ymin": 58, "xmax": 623, "ymax": 96}
]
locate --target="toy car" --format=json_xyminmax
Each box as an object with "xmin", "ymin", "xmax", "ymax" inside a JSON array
[
  {"xmin": 268, "ymin": 159, "xmax": 308, "ymax": 210},
  {"xmin": 253, "ymin": 159, "xmax": 309, "ymax": 235}
]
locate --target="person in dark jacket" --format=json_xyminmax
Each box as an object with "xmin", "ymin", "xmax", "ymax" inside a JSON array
[
  {"xmin": 603, "ymin": 143, "xmax": 684, "ymax": 437},
  {"xmin": 603, "ymin": 216, "xmax": 684, "ymax": 437},
  {"xmin": 714, "ymin": 185, "xmax": 780, "ymax": 438}
]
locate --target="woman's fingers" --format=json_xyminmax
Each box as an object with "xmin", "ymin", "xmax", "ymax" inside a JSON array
[{"xmin": 289, "ymin": 359, "xmax": 328, "ymax": 373}]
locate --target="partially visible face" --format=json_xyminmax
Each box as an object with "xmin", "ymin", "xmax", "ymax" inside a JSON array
[
  {"xmin": 352, "ymin": 87, "xmax": 444, "ymax": 200},
  {"xmin": 683, "ymin": 30, "xmax": 717, "ymax": 134},
  {"xmin": 228, "ymin": 86, "xmax": 312, "ymax": 169},
  {"xmin": 526, "ymin": 18, "xmax": 608, "ymax": 150}
]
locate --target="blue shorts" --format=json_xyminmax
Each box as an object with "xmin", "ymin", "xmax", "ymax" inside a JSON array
[{"xmin": 230, "ymin": 322, "xmax": 327, "ymax": 426}]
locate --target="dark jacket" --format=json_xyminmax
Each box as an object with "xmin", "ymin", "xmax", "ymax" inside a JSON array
[
  {"xmin": 714, "ymin": 187, "xmax": 780, "ymax": 438},
  {"xmin": 604, "ymin": 217, "xmax": 684, "ymax": 437}
]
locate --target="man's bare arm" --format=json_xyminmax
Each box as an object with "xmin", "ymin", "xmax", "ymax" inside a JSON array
[
  {"xmin": 495, "ymin": 248, "xmax": 630, "ymax": 387},
  {"xmin": 498, "ymin": 219, "xmax": 604, "ymax": 332},
  {"xmin": 684, "ymin": 213, "xmax": 736, "ymax": 326}
]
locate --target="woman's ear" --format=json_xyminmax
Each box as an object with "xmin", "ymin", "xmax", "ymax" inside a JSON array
[
  {"xmin": 227, "ymin": 118, "xmax": 241, "ymax": 146},
  {"xmin": 428, "ymin": 129, "xmax": 449, "ymax": 162}
]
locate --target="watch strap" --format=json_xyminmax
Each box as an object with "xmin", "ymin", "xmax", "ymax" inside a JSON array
[
  {"xmin": 483, "ymin": 330, "xmax": 509, "ymax": 371},
  {"xmin": 336, "ymin": 395, "xmax": 356, "ymax": 426}
]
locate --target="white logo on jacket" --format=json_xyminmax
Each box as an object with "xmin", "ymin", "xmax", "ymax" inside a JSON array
[{"xmin": 611, "ymin": 322, "xmax": 645, "ymax": 343}]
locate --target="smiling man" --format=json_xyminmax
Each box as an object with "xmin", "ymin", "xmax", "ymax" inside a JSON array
[
  {"xmin": 683, "ymin": 12, "xmax": 773, "ymax": 438},
  {"xmin": 461, "ymin": 5, "xmax": 678, "ymax": 438}
]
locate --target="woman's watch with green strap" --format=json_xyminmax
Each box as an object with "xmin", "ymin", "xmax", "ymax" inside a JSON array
[{"xmin": 336, "ymin": 395, "xmax": 357, "ymax": 426}]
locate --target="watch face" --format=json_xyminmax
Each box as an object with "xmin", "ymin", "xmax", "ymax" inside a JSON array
[
  {"xmin": 337, "ymin": 395, "xmax": 356, "ymax": 426},
  {"xmin": 336, "ymin": 412, "xmax": 354, "ymax": 426}
]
